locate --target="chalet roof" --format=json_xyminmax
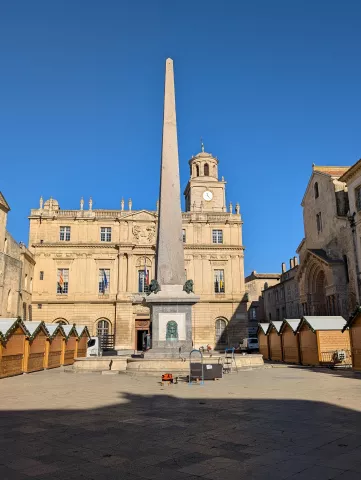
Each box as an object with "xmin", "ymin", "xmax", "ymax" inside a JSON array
[
  {"xmin": 342, "ymin": 306, "xmax": 361, "ymax": 332},
  {"xmin": 74, "ymin": 325, "xmax": 90, "ymax": 337},
  {"xmin": 23, "ymin": 321, "xmax": 48, "ymax": 339},
  {"xmin": 0, "ymin": 318, "xmax": 26, "ymax": 340},
  {"xmin": 281, "ymin": 319, "xmax": 301, "ymax": 333},
  {"xmin": 258, "ymin": 323, "xmax": 271, "ymax": 335},
  {"xmin": 62, "ymin": 325, "xmax": 77, "ymax": 339},
  {"xmin": 298, "ymin": 316, "xmax": 347, "ymax": 332},
  {"xmin": 270, "ymin": 321, "xmax": 283, "ymax": 333},
  {"xmin": 44, "ymin": 323, "xmax": 64, "ymax": 338}
]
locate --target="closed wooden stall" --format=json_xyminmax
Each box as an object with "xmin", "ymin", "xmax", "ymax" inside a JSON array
[
  {"xmin": 297, "ymin": 316, "xmax": 349, "ymax": 367},
  {"xmin": 75, "ymin": 325, "xmax": 90, "ymax": 358},
  {"xmin": 257, "ymin": 323, "xmax": 270, "ymax": 360},
  {"xmin": 0, "ymin": 318, "xmax": 27, "ymax": 379},
  {"xmin": 44, "ymin": 324, "xmax": 65, "ymax": 369},
  {"xmin": 23, "ymin": 322, "xmax": 48, "ymax": 373},
  {"xmin": 269, "ymin": 321, "xmax": 283, "ymax": 361},
  {"xmin": 281, "ymin": 319, "xmax": 301, "ymax": 364},
  {"xmin": 344, "ymin": 312, "xmax": 361, "ymax": 371},
  {"xmin": 62, "ymin": 325, "xmax": 78, "ymax": 365}
]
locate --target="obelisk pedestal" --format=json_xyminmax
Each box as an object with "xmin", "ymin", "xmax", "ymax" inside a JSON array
[{"xmin": 145, "ymin": 58, "xmax": 199, "ymax": 358}]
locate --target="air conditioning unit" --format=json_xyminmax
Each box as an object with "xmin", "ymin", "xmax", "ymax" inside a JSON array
[{"xmin": 335, "ymin": 350, "xmax": 346, "ymax": 362}]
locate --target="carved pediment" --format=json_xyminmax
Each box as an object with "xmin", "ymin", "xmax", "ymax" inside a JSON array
[
  {"xmin": 132, "ymin": 223, "xmax": 156, "ymax": 244},
  {"xmin": 123, "ymin": 210, "xmax": 157, "ymax": 222}
]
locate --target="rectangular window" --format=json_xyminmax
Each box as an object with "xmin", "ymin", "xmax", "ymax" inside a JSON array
[
  {"xmin": 276, "ymin": 308, "xmax": 280, "ymax": 320},
  {"xmin": 57, "ymin": 268, "xmax": 69, "ymax": 294},
  {"xmin": 138, "ymin": 270, "xmax": 150, "ymax": 293},
  {"xmin": 98, "ymin": 269, "xmax": 110, "ymax": 294},
  {"xmin": 316, "ymin": 212, "xmax": 322, "ymax": 233},
  {"xmin": 60, "ymin": 226, "xmax": 71, "ymax": 241},
  {"xmin": 100, "ymin": 227, "xmax": 112, "ymax": 242},
  {"xmin": 214, "ymin": 269, "xmax": 225, "ymax": 293},
  {"xmin": 212, "ymin": 229, "xmax": 223, "ymax": 244},
  {"xmin": 355, "ymin": 186, "xmax": 361, "ymax": 211},
  {"xmin": 182, "ymin": 229, "xmax": 186, "ymax": 243},
  {"xmin": 250, "ymin": 307, "xmax": 257, "ymax": 320},
  {"xmin": 40, "ymin": 271, "xmax": 44, "ymax": 280}
]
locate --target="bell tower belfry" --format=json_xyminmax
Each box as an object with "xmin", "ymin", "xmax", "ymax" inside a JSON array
[{"xmin": 184, "ymin": 144, "xmax": 226, "ymax": 212}]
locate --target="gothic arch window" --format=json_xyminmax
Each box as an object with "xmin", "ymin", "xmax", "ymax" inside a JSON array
[
  {"xmin": 215, "ymin": 318, "xmax": 228, "ymax": 347},
  {"xmin": 96, "ymin": 318, "xmax": 111, "ymax": 337},
  {"xmin": 204, "ymin": 163, "xmax": 209, "ymax": 176},
  {"xmin": 54, "ymin": 318, "xmax": 68, "ymax": 325},
  {"xmin": 314, "ymin": 182, "xmax": 319, "ymax": 199},
  {"xmin": 7, "ymin": 290, "xmax": 12, "ymax": 312},
  {"xmin": 343, "ymin": 255, "xmax": 350, "ymax": 283}
]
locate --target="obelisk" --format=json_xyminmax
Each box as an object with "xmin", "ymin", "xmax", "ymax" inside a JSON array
[{"xmin": 145, "ymin": 58, "xmax": 199, "ymax": 357}]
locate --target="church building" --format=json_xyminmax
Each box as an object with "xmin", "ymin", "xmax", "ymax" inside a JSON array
[{"xmin": 28, "ymin": 148, "xmax": 248, "ymax": 351}]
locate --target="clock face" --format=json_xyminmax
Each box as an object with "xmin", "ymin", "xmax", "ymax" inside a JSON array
[{"xmin": 203, "ymin": 190, "xmax": 213, "ymax": 201}]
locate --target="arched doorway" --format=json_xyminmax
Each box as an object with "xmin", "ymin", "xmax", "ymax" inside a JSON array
[
  {"xmin": 215, "ymin": 318, "xmax": 228, "ymax": 350},
  {"xmin": 314, "ymin": 270, "xmax": 326, "ymax": 315}
]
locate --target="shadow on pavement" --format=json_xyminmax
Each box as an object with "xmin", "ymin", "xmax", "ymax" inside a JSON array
[{"xmin": 1, "ymin": 388, "xmax": 361, "ymax": 479}]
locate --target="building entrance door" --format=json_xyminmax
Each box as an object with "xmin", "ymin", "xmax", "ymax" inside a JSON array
[
  {"xmin": 137, "ymin": 330, "xmax": 148, "ymax": 351},
  {"xmin": 135, "ymin": 319, "xmax": 150, "ymax": 351}
]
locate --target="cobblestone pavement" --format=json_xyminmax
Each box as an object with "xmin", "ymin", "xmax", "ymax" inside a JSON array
[{"xmin": 1, "ymin": 366, "xmax": 361, "ymax": 479}]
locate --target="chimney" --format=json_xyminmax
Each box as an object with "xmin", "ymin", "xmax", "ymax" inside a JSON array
[
  {"xmin": 290, "ymin": 258, "xmax": 294, "ymax": 269},
  {"xmin": 293, "ymin": 256, "xmax": 298, "ymax": 267},
  {"xmin": 281, "ymin": 263, "xmax": 286, "ymax": 273}
]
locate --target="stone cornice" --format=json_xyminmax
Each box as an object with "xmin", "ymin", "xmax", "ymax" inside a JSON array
[{"xmin": 32, "ymin": 242, "xmax": 243, "ymax": 251}]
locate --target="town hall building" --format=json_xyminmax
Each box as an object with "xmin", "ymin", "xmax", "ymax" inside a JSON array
[{"xmin": 28, "ymin": 148, "xmax": 248, "ymax": 351}]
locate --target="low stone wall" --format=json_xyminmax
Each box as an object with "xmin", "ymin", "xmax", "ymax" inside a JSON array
[
  {"xmin": 73, "ymin": 357, "xmax": 127, "ymax": 372},
  {"xmin": 72, "ymin": 353, "xmax": 264, "ymax": 374},
  {"xmin": 234, "ymin": 354, "xmax": 264, "ymax": 368}
]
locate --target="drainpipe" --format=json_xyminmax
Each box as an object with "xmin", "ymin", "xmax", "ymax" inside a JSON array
[
  {"xmin": 17, "ymin": 261, "xmax": 23, "ymax": 318},
  {"xmin": 348, "ymin": 212, "xmax": 361, "ymax": 305}
]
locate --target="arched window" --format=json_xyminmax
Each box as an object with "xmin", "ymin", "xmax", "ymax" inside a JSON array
[
  {"xmin": 196, "ymin": 165, "xmax": 200, "ymax": 177},
  {"xmin": 343, "ymin": 255, "xmax": 350, "ymax": 283},
  {"xmin": 23, "ymin": 302, "xmax": 27, "ymax": 320},
  {"xmin": 7, "ymin": 290, "xmax": 12, "ymax": 312},
  {"xmin": 97, "ymin": 319, "xmax": 111, "ymax": 337},
  {"xmin": 314, "ymin": 182, "xmax": 319, "ymax": 199},
  {"xmin": 215, "ymin": 318, "xmax": 228, "ymax": 347},
  {"xmin": 54, "ymin": 318, "xmax": 68, "ymax": 325},
  {"xmin": 204, "ymin": 163, "xmax": 209, "ymax": 176}
]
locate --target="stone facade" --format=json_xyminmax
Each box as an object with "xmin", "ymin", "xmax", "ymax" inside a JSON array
[
  {"xmin": 339, "ymin": 159, "xmax": 361, "ymax": 305},
  {"xmin": 263, "ymin": 260, "xmax": 300, "ymax": 321},
  {"xmin": 245, "ymin": 271, "xmax": 280, "ymax": 329},
  {"xmin": 28, "ymin": 150, "xmax": 248, "ymax": 351},
  {"xmin": 297, "ymin": 165, "xmax": 356, "ymax": 318},
  {"xmin": 0, "ymin": 192, "xmax": 35, "ymax": 319}
]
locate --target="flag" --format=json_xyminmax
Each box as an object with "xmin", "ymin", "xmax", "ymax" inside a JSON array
[
  {"xmin": 103, "ymin": 269, "xmax": 108, "ymax": 292},
  {"xmin": 58, "ymin": 271, "xmax": 64, "ymax": 292},
  {"xmin": 144, "ymin": 257, "xmax": 149, "ymax": 286}
]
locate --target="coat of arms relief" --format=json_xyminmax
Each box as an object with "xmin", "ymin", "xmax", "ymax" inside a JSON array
[{"xmin": 132, "ymin": 224, "xmax": 156, "ymax": 244}]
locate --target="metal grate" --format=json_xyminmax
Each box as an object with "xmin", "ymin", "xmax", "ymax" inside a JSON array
[{"xmin": 99, "ymin": 335, "xmax": 115, "ymax": 351}]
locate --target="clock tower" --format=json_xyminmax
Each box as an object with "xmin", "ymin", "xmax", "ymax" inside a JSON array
[{"xmin": 184, "ymin": 145, "xmax": 227, "ymax": 212}]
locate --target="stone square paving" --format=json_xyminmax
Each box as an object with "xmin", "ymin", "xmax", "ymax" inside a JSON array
[{"xmin": 1, "ymin": 366, "xmax": 361, "ymax": 479}]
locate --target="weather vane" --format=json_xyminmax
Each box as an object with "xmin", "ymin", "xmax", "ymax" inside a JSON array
[{"xmin": 200, "ymin": 137, "xmax": 205, "ymax": 153}]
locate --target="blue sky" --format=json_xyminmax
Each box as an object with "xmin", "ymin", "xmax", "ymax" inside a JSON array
[{"xmin": 1, "ymin": 0, "xmax": 360, "ymax": 275}]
